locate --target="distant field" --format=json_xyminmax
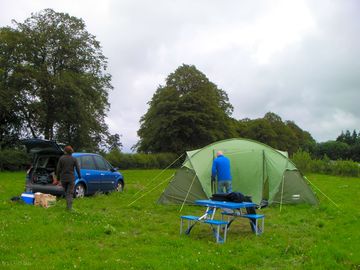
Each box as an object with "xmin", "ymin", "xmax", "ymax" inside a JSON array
[{"xmin": 0, "ymin": 170, "xmax": 359, "ymax": 269}]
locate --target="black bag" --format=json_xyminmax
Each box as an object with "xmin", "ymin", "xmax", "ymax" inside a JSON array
[
  {"xmin": 211, "ymin": 192, "xmax": 257, "ymax": 231},
  {"xmin": 210, "ymin": 193, "xmax": 229, "ymax": 201},
  {"xmin": 227, "ymin": 192, "xmax": 252, "ymax": 203},
  {"xmin": 211, "ymin": 192, "xmax": 252, "ymax": 203}
]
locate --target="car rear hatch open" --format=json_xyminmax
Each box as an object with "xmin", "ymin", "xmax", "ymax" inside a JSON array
[{"xmin": 21, "ymin": 138, "xmax": 64, "ymax": 155}]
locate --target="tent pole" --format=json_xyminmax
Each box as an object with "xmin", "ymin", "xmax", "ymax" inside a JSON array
[
  {"xmin": 279, "ymin": 174, "xmax": 285, "ymax": 212},
  {"xmin": 212, "ymin": 150, "xmax": 215, "ymax": 194},
  {"xmin": 179, "ymin": 174, "xmax": 197, "ymax": 212},
  {"xmin": 262, "ymin": 150, "xmax": 265, "ymax": 201}
]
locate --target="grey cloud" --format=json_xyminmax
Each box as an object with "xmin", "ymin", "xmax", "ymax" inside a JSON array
[{"xmin": 1, "ymin": 0, "xmax": 359, "ymax": 151}]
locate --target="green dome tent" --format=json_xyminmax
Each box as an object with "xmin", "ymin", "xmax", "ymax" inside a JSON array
[{"xmin": 158, "ymin": 138, "xmax": 318, "ymax": 206}]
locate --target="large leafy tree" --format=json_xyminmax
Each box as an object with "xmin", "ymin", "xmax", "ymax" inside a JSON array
[
  {"xmin": 335, "ymin": 129, "xmax": 360, "ymax": 161},
  {"xmin": 285, "ymin": 120, "xmax": 316, "ymax": 153},
  {"xmin": 313, "ymin": 140, "xmax": 350, "ymax": 160},
  {"xmin": 0, "ymin": 9, "xmax": 112, "ymax": 151},
  {"xmin": 106, "ymin": 133, "xmax": 123, "ymax": 152},
  {"xmin": 136, "ymin": 64, "xmax": 235, "ymax": 153},
  {"xmin": 0, "ymin": 28, "xmax": 24, "ymax": 149},
  {"xmin": 235, "ymin": 112, "xmax": 316, "ymax": 155},
  {"xmin": 337, "ymin": 129, "xmax": 359, "ymax": 145}
]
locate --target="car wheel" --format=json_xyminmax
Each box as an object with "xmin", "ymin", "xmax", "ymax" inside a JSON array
[
  {"xmin": 115, "ymin": 180, "xmax": 124, "ymax": 192},
  {"xmin": 74, "ymin": 183, "xmax": 86, "ymax": 198}
]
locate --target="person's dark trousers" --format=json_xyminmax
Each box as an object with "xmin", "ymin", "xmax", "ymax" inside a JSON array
[{"xmin": 61, "ymin": 181, "xmax": 75, "ymax": 210}]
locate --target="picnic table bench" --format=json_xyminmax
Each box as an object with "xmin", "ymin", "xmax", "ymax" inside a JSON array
[{"xmin": 180, "ymin": 199, "xmax": 265, "ymax": 243}]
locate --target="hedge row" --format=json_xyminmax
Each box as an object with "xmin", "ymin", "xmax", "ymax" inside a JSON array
[
  {"xmin": 291, "ymin": 150, "xmax": 360, "ymax": 177},
  {"xmin": 0, "ymin": 148, "xmax": 181, "ymax": 171},
  {"xmin": 2, "ymin": 147, "xmax": 359, "ymax": 176},
  {"xmin": 104, "ymin": 150, "xmax": 181, "ymax": 169},
  {"xmin": 0, "ymin": 149, "xmax": 30, "ymax": 171}
]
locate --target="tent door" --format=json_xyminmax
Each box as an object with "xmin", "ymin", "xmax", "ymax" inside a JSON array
[{"xmin": 213, "ymin": 149, "xmax": 264, "ymax": 204}]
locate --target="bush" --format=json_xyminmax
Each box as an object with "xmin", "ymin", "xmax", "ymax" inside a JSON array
[
  {"xmin": 291, "ymin": 150, "xmax": 312, "ymax": 173},
  {"xmin": 0, "ymin": 149, "xmax": 30, "ymax": 171},
  {"xmin": 291, "ymin": 150, "xmax": 360, "ymax": 177},
  {"xmin": 310, "ymin": 159, "xmax": 330, "ymax": 175},
  {"xmin": 332, "ymin": 160, "xmax": 359, "ymax": 177},
  {"xmin": 104, "ymin": 150, "xmax": 181, "ymax": 169}
]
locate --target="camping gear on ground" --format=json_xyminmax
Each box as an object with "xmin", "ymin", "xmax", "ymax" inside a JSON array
[
  {"xmin": 34, "ymin": 192, "xmax": 42, "ymax": 206},
  {"xmin": 158, "ymin": 138, "xmax": 318, "ymax": 206},
  {"xmin": 34, "ymin": 192, "xmax": 56, "ymax": 208},
  {"xmin": 10, "ymin": 196, "xmax": 21, "ymax": 202},
  {"xmin": 41, "ymin": 194, "xmax": 56, "ymax": 208},
  {"xmin": 21, "ymin": 192, "xmax": 35, "ymax": 205},
  {"xmin": 211, "ymin": 192, "xmax": 252, "ymax": 203}
]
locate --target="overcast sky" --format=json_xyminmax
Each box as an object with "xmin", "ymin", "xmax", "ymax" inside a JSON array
[{"xmin": 1, "ymin": 0, "xmax": 359, "ymax": 152}]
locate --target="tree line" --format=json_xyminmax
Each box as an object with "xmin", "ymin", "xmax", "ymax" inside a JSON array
[
  {"xmin": 313, "ymin": 130, "xmax": 360, "ymax": 161},
  {"xmin": 135, "ymin": 64, "xmax": 316, "ymax": 156},
  {"xmin": 135, "ymin": 64, "xmax": 360, "ymax": 161}
]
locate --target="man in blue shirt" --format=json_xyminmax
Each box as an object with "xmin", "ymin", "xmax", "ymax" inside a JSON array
[{"xmin": 211, "ymin": 151, "xmax": 232, "ymax": 193}]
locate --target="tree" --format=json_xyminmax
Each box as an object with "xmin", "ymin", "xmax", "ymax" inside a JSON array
[
  {"xmin": 135, "ymin": 64, "xmax": 235, "ymax": 153},
  {"xmin": 313, "ymin": 141, "xmax": 350, "ymax": 160},
  {"xmin": 106, "ymin": 133, "xmax": 123, "ymax": 152},
  {"xmin": 0, "ymin": 9, "xmax": 112, "ymax": 151},
  {"xmin": 335, "ymin": 129, "xmax": 360, "ymax": 161},
  {"xmin": 285, "ymin": 120, "xmax": 316, "ymax": 153},
  {"xmin": 234, "ymin": 112, "xmax": 315, "ymax": 155},
  {"xmin": 348, "ymin": 142, "xmax": 360, "ymax": 162},
  {"xmin": 351, "ymin": 130, "xmax": 358, "ymax": 145},
  {"xmin": 243, "ymin": 118, "xmax": 278, "ymax": 146},
  {"xmin": 337, "ymin": 130, "xmax": 354, "ymax": 145},
  {"xmin": 263, "ymin": 112, "xmax": 296, "ymax": 151},
  {"xmin": 0, "ymin": 28, "xmax": 24, "ymax": 149}
]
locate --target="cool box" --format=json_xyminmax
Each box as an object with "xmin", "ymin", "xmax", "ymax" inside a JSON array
[{"xmin": 21, "ymin": 192, "xmax": 35, "ymax": 205}]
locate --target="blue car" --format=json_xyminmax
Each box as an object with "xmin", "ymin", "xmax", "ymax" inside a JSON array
[{"xmin": 22, "ymin": 139, "xmax": 124, "ymax": 198}]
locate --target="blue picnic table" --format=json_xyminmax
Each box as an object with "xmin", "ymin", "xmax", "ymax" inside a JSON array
[{"xmin": 180, "ymin": 199, "xmax": 265, "ymax": 243}]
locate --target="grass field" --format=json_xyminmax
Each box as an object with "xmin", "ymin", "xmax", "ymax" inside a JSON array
[{"xmin": 0, "ymin": 170, "xmax": 359, "ymax": 269}]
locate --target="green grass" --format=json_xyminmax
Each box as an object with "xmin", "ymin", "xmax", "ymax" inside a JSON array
[{"xmin": 0, "ymin": 170, "xmax": 359, "ymax": 269}]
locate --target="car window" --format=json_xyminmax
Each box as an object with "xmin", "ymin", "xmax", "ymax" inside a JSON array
[
  {"xmin": 93, "ymin": 155, "xmax": 111, "ymax": 171},
  {"xmin": 79, "ymin": 155, "xmax": 97, "ymax": 170},
  {"xmin": 36, "ymin": 157, "xmax": 48, "ymax": 168},
  {"xmin": 75, "ymin": 157, "xmax": 81, "ymax": 167},
  {"xmin": 47, "ymin": 157, "xmax": 58, "ymax": 169}
]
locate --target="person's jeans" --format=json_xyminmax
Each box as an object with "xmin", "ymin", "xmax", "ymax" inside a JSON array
[
  {"xmin": 61, "ymin": 181, "xmax": 75, "ymax": 210},
  {"xmin": 217, "ymin": 180, "xmax": 232, "ymax": 194}
]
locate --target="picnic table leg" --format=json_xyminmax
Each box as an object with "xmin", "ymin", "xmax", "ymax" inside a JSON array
[
  {"xmin": 180, "ymin": 217, "xmax": 198, "ymax": 235},
  {"xmin": 249, "ymin": 217, "xmax": 264, "ymax": 235},
  {"xmin": 250, "ymin": 220, "xmax": 256, "ymax": 233},
  {"xmin": 227, "ymin": 218, "xmax": 235, "ymax": 230},
  {"xmin": 221, "ymin": 214, "xmax": 235, "ymax": 230},
  {"xmin": 254, "ymin": 217, "xmax": 265, "ymax": 235},
  {"xmin": 180, "ymin": 218, "xmax": 183, "ymax": 234},
  {"xmin": 211, "ymin": 226, "xmax": 223, "ymax": 243},
  {"xmin": 210, "ymin": 225, "xmax": 225, "ymax": 243},
  {"xmin": 185, "ymin": 221, "xmax": 197, "ymax": 235},
  {"xmin": 224, "ymin": 224, "xmax": 228, "ymax": 242}
]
